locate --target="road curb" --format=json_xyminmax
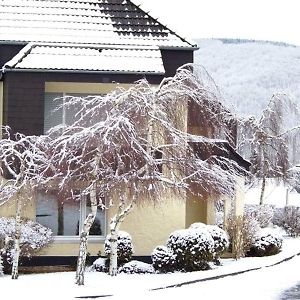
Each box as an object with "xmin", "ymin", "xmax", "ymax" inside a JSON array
[{"xmin": 152, "ymin": 251, "xmax": 300, "ymax": 291}]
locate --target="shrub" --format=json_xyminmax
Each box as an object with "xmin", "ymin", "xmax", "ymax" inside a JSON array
[
  {"xmin": 91, "ymin": 257, "xmax": 108, "ymax": 273},
  {"xmin": 226, "ymin": 214, "xmax": 260, "ymax": 259},
  {"xmin": 166, "ymin": 228, "xmax": 214, "ymax": 272},
  {"xmin": 191, "ymin": 223, "xmax": 229, "ymax": 254},
  {"xmin": 151, "ymin": 245, "xmax": 176, "ymax": 273},
  {"xmin": 189, "ymin": 223, "xmax": 229, "ymax": 265},
  {"xmin": 105, "ymin": 231, "xmax": 134, "ymax": 266},
  {"xmin": 244, "ymin": 204, "xmax": 275, "ymax": 228},
  {"xmin": 118, "ymin": 260, "xmax": 154, "ymax": 274},
  {"xmin": 273, "ymin": 206, "xmax": 300, "ymax": 237},
  {"xmin": 272, "ymin": 207, "xmax": 285, "ymax": 228},
  {"xmin": 248, "ymin": 228, "xmax": 283, "ymax": 257},
  {"xmin": 0, "ymin": 217, "xmax": 53, "ymax": 272},
  {"xmin": 207, "ymin": 225, "xmax": 229, "ymax": 262}
]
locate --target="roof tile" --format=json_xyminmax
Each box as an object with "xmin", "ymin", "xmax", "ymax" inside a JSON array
[
  {"xmin": 0, "ymin": 0, "xmax": 196, "ymax": 48},
  {"xmin": 4, "ymin": 43, "xmax": 166, "ymax": 74}
]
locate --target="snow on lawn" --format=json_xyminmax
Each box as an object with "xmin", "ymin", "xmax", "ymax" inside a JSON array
[
  {"xmin": 245, "ymin": 180, "xmax": 300, "ymax": 207},
  {"xmin": 1, "ymin": 238, "xmax": 300, "ymax": 300}
]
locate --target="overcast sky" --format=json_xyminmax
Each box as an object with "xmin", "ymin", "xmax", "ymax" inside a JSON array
[{"xmin": 136, "ymin": 0, "xmax": 300, "ymax": 46}]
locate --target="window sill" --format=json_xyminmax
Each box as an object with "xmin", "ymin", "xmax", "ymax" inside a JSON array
[{"xmin": 53, "ymin": 236, "xmax": 105, "ymax": 244}]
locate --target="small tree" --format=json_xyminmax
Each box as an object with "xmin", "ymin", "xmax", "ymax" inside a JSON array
[
  {"xmin": 0, "ymin": 128, "xmax": 49, "ymax": 279},
  {"xmin": 47, "ymin": 64, "xmax": 246, "ymax": 283},
  {"xmin": 238, "ymin": 93, "xmax": 300, "ymax": 204}
]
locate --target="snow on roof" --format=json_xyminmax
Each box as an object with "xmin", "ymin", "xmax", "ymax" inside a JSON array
[
  {"xmin": 0, "ymin": 0, "xmax": 196, "ymax": 49},
  {"xmin": 4, "ymin": 43, "xmax": 165, "ymax": 74}
]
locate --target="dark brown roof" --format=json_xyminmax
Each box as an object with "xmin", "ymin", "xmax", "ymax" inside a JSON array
[{"xmin": 191, "ymin": 141, "xmax": 251, "ymax": 172}]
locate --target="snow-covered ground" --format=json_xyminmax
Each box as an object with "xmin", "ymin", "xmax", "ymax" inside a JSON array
[
  {"xmin": 1, "ymin": 238, "xmax": 300, "ymax": 300},
  {"xmin": 245, "ymin": 180, "xmax": 300, "ymax": 207}
]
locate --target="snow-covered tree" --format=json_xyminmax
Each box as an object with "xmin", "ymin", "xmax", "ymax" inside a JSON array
[
  {"xmin": 238, "ymin": 93, "xmax": 300, "ymax": 204},
  {"xmin": 0, "ymin": 127, "xmax": 49, "ymax": 279},
  {"xmin": 47, "ymin": 64, "xmax": 246, "ymax": 283}
]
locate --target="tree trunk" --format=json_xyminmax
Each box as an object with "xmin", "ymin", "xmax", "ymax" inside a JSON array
[
  {"xmin": 11, "ymin": 195, "xmax": 22, "ymax": 280},
  {"xmin": 108, "ymin": 201, "xmax": 133, "ymax": 276},
  {"xmin": 286, "ymin": 188, "xmax": 289, "ymax": 206},
  {"xmin": 57, "ymin": 200, "xmax": 64, "ymax": 235},
  {"xmin": 0, "ymin": 252, "xmax": 4, "ymax": 276},
  {"xmin": 75, "ymin": 183, "xmax": 97, "ymax": 286},
  {"xmin": 108, "ymin": 228, "xmax": 118, "ymax": 276},
  {"xmin": 259, "ymin": 174, "xmax": 266, "ymax": 205}
]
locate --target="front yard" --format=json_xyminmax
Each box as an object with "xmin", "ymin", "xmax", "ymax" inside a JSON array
[{"xmin": 2, "ymin": 237, "xmax": 300, "ymax": 300}]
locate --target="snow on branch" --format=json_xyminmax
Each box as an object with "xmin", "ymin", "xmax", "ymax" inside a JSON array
[{"xmin": 43, "ymin": 65, "xmax": 246, "ymax": 205}]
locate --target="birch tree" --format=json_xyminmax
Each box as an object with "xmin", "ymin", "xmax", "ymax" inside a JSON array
[
  {"xmin": 0, "ymin": 127, "xmax": 49, "ymax": 279},
  {"xmin": 238, "ymin": 93, "xmax": 300, "ymax": 204},
  {"xmin": 45, "ymin": 64, "xmax": 246, "ymax": 283}
]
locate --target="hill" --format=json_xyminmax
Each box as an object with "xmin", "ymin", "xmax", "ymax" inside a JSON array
[{"xmin": 194, "ymin": 39, "xmax": 300, "ymax": 116}]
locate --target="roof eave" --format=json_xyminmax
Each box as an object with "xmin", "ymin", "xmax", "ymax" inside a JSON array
[
  {"xmin": 0, "ymin": 41, "xmax": 198, "ymax": 51},
  {"xmin": 159, "ymin": 45, "xmax": 199, "ymax": 51},
  {"xmin": 2, "ymin": 68, "xmax": 165, "ymax": 76}
]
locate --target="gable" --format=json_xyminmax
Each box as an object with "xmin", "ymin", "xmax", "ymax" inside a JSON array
[{"xmin": 0, "ymin": 0, "xmax": 196, "ymax": 49}]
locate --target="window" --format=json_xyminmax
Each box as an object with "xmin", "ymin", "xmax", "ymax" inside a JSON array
[
  {"xmin": 44, "ymin": 93, "xmax": 63, "ymax": 133},
  {"xmin": 44, "ymin": 93, "xmax": 101, "ymax": 133},
  {"xmin": 36, "ymin": 190, "xmax": 106, "ymax": 239}
]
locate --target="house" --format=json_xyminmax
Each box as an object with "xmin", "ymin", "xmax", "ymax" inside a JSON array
[{"xmin": 0, "ymin": 0, "xmax": 248, "ymax": 265}]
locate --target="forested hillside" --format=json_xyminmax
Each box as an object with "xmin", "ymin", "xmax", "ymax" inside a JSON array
[{"xmin": 194, "ymin": 39, "xmax": 300, "ymax": 116}]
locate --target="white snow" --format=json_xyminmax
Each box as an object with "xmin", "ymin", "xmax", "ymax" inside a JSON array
[
  {"xmin": 245, "ymin": 180, "xmax": 300, "ymax": 208},
  {"xmin": 0, "ymin": 0, "xmax": 192, "ymax": 48},
  {"xmin": 1, "ymin": 237, "xmax": 300, "ymax": 299},
  {"xmin": 5, "ymin": 44, "xmax": 165, "ymax": 73}
]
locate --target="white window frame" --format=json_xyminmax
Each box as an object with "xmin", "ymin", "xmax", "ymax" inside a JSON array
[
  {"xmin": 53, "ymin": 196, "xmax": 107, "ymax": 243},
  {"xmin": 43, "ymin": 87, "xmax": 119, "ymax": 242},
  {"xmin": 36, "ymin": 190, "xmax": 106, "ymax": 243}
]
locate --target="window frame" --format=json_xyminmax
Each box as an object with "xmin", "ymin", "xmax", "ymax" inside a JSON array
[{"xmin": 36, "ymin": 190, "xmax": 107, "ymax": 243}]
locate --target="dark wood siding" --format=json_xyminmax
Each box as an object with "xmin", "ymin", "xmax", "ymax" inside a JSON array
[
  {"xmin": 2, "ymin": 71, "xmax": 165, "ymax": 136},
  {"xmin": 161, "ymin": 50, "xmax": 194, "ymax": 77},
  {"xmin": 3, "ymin": 72, "xmax": 44, "ymax": 135},
  {"xmin": 0, "ymin": 44, "xmax": 25, "ymax": 68}
]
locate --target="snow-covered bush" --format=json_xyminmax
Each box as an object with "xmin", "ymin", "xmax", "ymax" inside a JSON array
[
  {"xmin": 272, "ymin": 207, "xmax": 285, "ymax": 228},
  {"xmin": 105, "ymin": 231, "xmax": 134, "ymax": 265},
  {"xmin": 207, "ymin": 225, "xmax": 229, "ymax": 259},
  {"xmin": 166, "ymin": 228, "xmax": 215, "ymax": 272},
  {"xmin": 189, "ymin": 223, "xmax": 229, "ymax": 265},
  {"xmin": 248, "ymin": 229, "xmax": 283, "ymax": 257},
  {"xmin": 90, "ymin": 257, "xmax": 108, "ymax": 273},
  {"xmin": 118, "ymin": 260, "xmax": 154, "ymax": 274},
  {"xmin": 0, "ymin": 217, "xmax": 53, "ymax": 271},
  {"xmin": 226, "ymin": 214, "xmax": 260, "ymax": 258},
  {"xmin": 245, "ymin": 204, "xmax": 275, "ymax": 228},
  {"xmin": 151, "ymin": 245, "xmax": 176, "ymax": 273},
  {"xmin": 190, "ymin": 223, "xmax": 229, "ymax": 254},
  {"xmin": 273, "ymin": 206, "xmax": 300, "ymax": 236}
]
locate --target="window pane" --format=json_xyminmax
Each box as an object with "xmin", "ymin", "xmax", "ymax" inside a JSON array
[
  {"xmin": 67, "ymin": 93, "xmax": 107, "ymax": 126},
  {"xmin": 85, "ymin": 206, "xmax": 105, "ymax": 236},
  {"xmin": 44, "ymin": 93, "xmax": 63, "ymax": 133},
  {"xmin": 36, "ymin": 191, "xmax": 80, "ymax": 236}
]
